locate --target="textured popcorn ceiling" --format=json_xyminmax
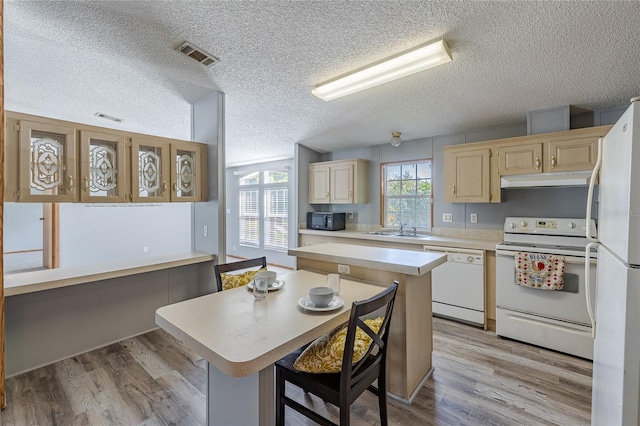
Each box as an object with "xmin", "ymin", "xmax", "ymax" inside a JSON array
[{"xmin": 5, "ymin": 1, "xmax": 640, "ymax": 166}]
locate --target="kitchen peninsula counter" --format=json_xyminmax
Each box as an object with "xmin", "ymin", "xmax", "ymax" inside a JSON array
[
  {"xmin": 289, "ymin": 243, "xmax": 447, "ymax": 403},
  {"xmin": 5, "ymin": 252, "xmax": 215, "ymax": 377}
]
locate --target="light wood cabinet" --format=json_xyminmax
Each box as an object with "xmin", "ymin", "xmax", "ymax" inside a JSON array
[
  {"xmin": 309, "ymin": 158, "xmax": 368, "ymax": 204},
  {"xmin": 309, "ymin": 163, "xmax": 331, "ymax": 203},
  {"xmin": 17, "ymin": 120, "xmax": 77, "ymax": 202},
  {"xmin": 497, "ymin": 143, "xmax": 543, "ymax": 175},
  {"xmin": 79, "ymin": 131, "xmax": 128, "ymax": 203},
  {"xmin": 496, "ymin": 126, "xmax": 609, "ymax": 176},
  {"xmin": 545, "ymin": 135, "xmax": 598, "ymax": 172},
  {"xmin": 5, "ymin": 111, "xmax": 209, "ymax": 203},
  {"xmin": 443, "ymin": 125, "xmax": 612, "ymax": 204},
  {"xmin": 131, "ymin": 138, "xmax": 171, "ymax": 203},
  {"xmin": 170, "ymin": 141, "xmax": 207, "ymax": 202},
  {"xmin": 444, "ymin": 147, "xmax": 494, "ymax": 203}
]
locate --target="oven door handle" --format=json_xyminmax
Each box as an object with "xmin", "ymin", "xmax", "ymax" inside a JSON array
[{"xmin": 496, "ymin": 249, "xmax": 596, "ymax": 264}]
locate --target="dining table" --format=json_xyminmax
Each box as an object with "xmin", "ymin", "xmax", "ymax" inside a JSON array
[{"xmin": 155, "ymin": 269, "xmax": 385, "ymax": 426}]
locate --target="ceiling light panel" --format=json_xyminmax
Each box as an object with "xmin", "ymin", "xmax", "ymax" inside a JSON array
[{"xmin": 312, "ymin": 39, "xmax": 452, "ymax": 101}]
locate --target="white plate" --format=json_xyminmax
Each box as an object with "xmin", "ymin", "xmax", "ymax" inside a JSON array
[
  {"xmin": 298, "ymin": 296, "xmax": 344, "ymax": 312},
  {"xmin": 247, "ymin": 279, "xmax": 285, "ymax": 291}
]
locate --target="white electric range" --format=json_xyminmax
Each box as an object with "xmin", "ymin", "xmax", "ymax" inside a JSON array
[{"xmin": 495, "ymin": 217, "xmax": 597, "ymax": 359}]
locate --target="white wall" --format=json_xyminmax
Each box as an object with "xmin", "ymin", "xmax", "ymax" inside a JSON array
[
  {"xmin": 4, "ymin": 202, "xmax": 43, "ymax": 252},
  {"xmin": 59, "ymin": 203, "xmax": 192, "ymax": 267}
]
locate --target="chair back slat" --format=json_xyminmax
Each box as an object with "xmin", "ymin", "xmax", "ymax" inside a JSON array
[
  {"xmin": 213, "ymin": 257, "xmax": 267, "ymax": 292},
  {"xmin": 340, "ymin": 281, "xmax": 399, "ymax": 393}
]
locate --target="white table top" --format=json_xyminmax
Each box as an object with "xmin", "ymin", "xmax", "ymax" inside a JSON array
[
  {"xmin": 155, "ymin": 270, "xmax": 384, "ymax": 377},
  {"xmin": 288, "ymin": 243, "xmax": 447, "ymax": 276}
]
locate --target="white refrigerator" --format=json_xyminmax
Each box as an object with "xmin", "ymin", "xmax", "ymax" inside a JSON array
[{"xmin": 588, "ymin": 98, "xmax": 640, "ymax": 425}]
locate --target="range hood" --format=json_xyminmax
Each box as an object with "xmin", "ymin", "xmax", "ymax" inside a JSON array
[{"xmin": 500, "ymin": 171, "xmax": 594, "ymax": 188}]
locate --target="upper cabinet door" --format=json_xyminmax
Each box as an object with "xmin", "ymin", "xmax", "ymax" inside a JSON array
[
  {"xmin": 309, "ymin": 163, "xmax": 331, "ymax": 203},
  {"xmin": 445, "ymin": 148, "xmax": 491, "ymax": 203},
  {"xmin": 18, "ymin": 120, "xmax": 77, "ymax": 202},
  {"xmin": 79, "ymin": 131, "xmax": 128, "ymax": 202},
  {"xmin": 545, "ymin": 136, "xmax": 598, "ymax": 173},
  {"xmin": 171, "ymin": 142, "xmax": 206, "ymax": 202},
  {"xmin": 498, "ymin": 143, "xmax": 543, "ymax": 175},
  {"xmin": 131, "ymin": 138, "xmax": 171, "ymax": 203},
  {"xmin": 330, "ymin": 163, "xmax": 354, "ymax": 203}
]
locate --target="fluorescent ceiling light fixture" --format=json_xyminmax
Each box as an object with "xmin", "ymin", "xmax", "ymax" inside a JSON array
[{"xmin": 312, "ymin": 39, "xmax": 452, "ymax": 101}]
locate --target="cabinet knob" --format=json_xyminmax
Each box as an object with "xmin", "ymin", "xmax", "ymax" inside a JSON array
[
  {"xmin": 551, "ymin": 156, "xmax": 556, "ymax": 168},
  {"xmin": 173, "ymin": 181, "xmax": 177, "ymax": 192},
  {"xmin": 162, "ymin": 180, "xmax": 168, "ymax": 191},
  {"xmin": 535, "ymin": 157, "xmax": 540, "ymax": 169},
  {"xmin": 83, "ymin": 177, "xmax": 89, "ymax": 192}
]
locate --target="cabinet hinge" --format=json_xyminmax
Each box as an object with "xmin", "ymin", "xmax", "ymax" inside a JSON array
[
  {"xmin": 125, "ymin": 138, "xmax": 131, "ymax": 148},
  {"xmin": 489, "ymin": 193, "xmax": 492, "ymax": 201},
  {"xmin": 16, "ymin": 189, "xmax": 20, "ymax": 199},
  {"xmin": 489, "ymin": 150, "xmax": 492, "ymax": 158},
  {"xmin": 15, "ymin": 123, "xmax": 20, "ymax": 132}
]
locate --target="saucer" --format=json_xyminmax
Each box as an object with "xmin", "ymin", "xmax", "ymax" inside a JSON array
[
  {"xmin": 298, "ymin": 296, "xmax": 344, "ymax": 312},
  {"xmin": 247, "ymin": 279, "xmax": 285, "ymax": 291}
]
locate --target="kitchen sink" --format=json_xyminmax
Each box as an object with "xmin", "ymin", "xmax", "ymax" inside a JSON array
[{"xmin": 363, "ymin": 231, "xmax": 427, "ymax": 238}]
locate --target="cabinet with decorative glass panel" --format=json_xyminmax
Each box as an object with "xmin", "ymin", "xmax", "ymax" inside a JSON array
[{"xmin": 4, "ymin": 111, "xmax": 208, "ymax": 203}]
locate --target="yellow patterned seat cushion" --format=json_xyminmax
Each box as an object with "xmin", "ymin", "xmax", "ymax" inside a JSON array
[
  {"xmin": 220, "ymin": 268, "xmax": 266, "ymax": 291},
  {"xmin": 293, "ymin": 317, "xmax": 384, "ymax": 373}
]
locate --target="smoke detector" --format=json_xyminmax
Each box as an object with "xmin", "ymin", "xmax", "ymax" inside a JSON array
[{"xmin": 176, "ymin": 41, "xmax": 218, "ymax": 67}]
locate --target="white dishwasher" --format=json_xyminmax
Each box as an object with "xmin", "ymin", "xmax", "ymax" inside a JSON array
[{"xmin": 423, "ymin": 245, "xmax": 485, "ymax": 326}]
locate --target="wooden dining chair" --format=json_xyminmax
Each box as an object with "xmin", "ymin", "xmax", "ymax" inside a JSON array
[
  {"xmin": 275, "ymin": 281, "xmax": 399, "ymax": 426},
  {"xmin": 213, "ymin": 257, "xmax": 267, "ymax": 292}
]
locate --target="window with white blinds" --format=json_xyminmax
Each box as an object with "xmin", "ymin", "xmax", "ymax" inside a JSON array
[
  {"xmin": 264, "ymin": 187, "xmax": 288, "ymax": 250},
  {"xmin": 238, "ymin": 169, "xmax": 288, "ymax": 252},
  {"xmin": 239, "ymin": 188, "xmax": 259, "ymax": 247}
]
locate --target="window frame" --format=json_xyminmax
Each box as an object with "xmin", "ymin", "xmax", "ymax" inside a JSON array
[
  {"xmin": 238, "ymin": 168, "xmax": 289, "ymax": 252},
  {"xmin": 380, "ymin": 158, "xmax": 433, "ymax": 231}
]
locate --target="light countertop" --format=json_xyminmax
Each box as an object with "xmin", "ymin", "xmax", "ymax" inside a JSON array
[
  {"xmin": 4, "ymin": 251, "xmax": 216, "ymax": 296},
  {"xmin": 298, "ymin": 229, "xmax": 501, "ymax": 251},
  {"xmin": 155, "ymin": 269, "xmax": 383, "ymax": 377},
  {"xmin": 289, "ymin": 242, "xmax": 447, "ymax": 276}
]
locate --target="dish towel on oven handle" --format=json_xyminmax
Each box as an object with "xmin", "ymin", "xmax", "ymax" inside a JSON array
[{"xmin": 515, "ymin": 252, "xmax": 566, "ymax": 290}]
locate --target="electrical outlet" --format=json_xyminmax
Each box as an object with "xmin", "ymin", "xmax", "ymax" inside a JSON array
[
  {"xmin": 470, "ymin": 213, "xmax": 478, "ymax": 223},
  {"xmin": 204, "ymin": 225, "xmax": 208, "ymax": 236},
  {"xmin": 347, "ymin": 212, "xmax": 354, "ymax": 220},
  {"xmin": 442, "ymin": 213, "xmax": 453, "ymax": 223},
  {"xmin": 337, "ymin": 264, "xmax": 350, "ymax": 275},
  {"xmin": 143, "ymin": 246, "xmax": 149, "ymax": 253}
]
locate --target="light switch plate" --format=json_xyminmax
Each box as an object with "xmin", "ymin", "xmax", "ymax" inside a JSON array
[{"xmin": 470, "ymin": 213, "xmax": 478, "ymax": 223}]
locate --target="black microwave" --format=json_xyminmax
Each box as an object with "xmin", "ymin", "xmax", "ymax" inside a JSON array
[{"xmin": 307, "ymin": 212, "xmax": 346, "ymax": 231}]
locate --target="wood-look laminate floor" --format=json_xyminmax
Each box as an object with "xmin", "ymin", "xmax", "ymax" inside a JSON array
[{"xmin": 0, "ymin": 318, "xmax": 593, "ymax": 425}]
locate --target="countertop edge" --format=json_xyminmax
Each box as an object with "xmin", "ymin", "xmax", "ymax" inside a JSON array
[
  {"xmin": 298, "ymin": 229, "xmax": 501, "ymax": 251},
  {"xmin": 289, "ymin": 243, "xmax": 448, "ymax": 276},
  {"xmin": 5, "ymin": 251, "xmax": 216, "ymax": 297}
]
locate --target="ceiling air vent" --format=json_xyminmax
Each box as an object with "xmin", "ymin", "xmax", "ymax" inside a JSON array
[
  {"xmin": 176, "ymin": 41, "xmax": 218, "ymax": 67},
  {"xmin": 94, "ymin": 112, "xmax": 123, "ymax": 123}
]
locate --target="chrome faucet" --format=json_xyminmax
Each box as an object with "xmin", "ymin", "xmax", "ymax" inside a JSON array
[
  {"xmin": 399, "ymin": 223, "xmax": 406, "ymax": 234},
  {"xmin": 410, "ymin": 226, "xmax": 417, "ymax": 236}
]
